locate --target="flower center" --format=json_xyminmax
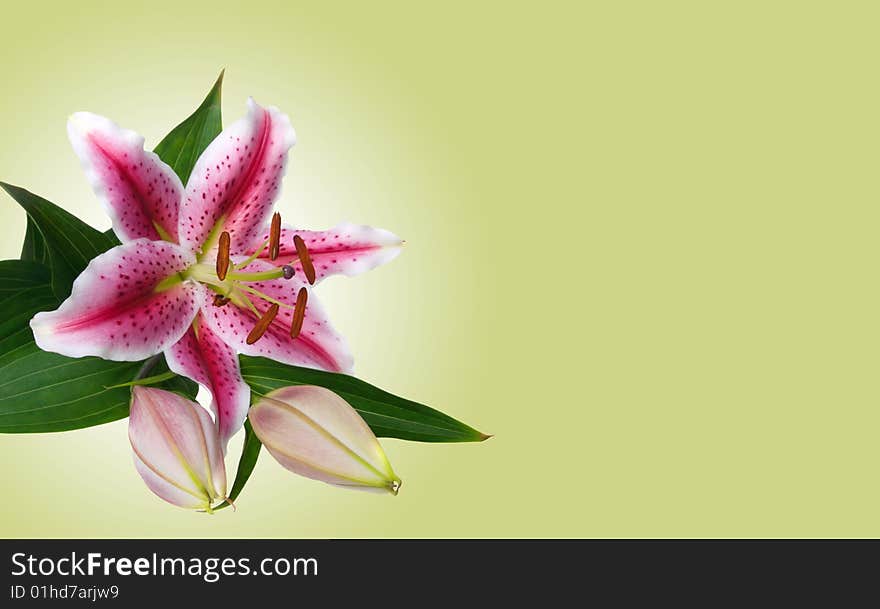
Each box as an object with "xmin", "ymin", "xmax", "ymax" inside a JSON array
[{"xmin": 182, "ymin": 213, "xmax": 312, "ymax": 344}]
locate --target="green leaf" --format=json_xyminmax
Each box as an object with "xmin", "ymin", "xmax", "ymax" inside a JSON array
[
  {"xmin": 239, "ymin": 356, "xmax": 489, "ymax": 443},
  {"xmin": 0, "ymin": 260, "xmax": 197, "ymax": 433},
  {"xmin": 102, "ymin": 228, "xmax": 121, "ymax": 247},
  {"xmin": 154, "ymin": 70, "xmax": 224, "ymax": 184},
  {"xmin": 1, "ymin": 182, "xmax": 116, "ymax": 300},
  {"xmin": 0, "ymin": 260, "xmax": 134, "ymax": 431},
  {"xmin": 0, "ymin": 261, "xmax": 56, "ymax": 354},
  {"xmin": 0, "ymin": 344, "xmax": 142, "ymax": 433},
  {"xmin": 215, "ymin": 420, "xmax": 261, "ymax": 511},
  {"xmin": 20, "ymin": 216, "xmax": 48, "ymax": 264}
]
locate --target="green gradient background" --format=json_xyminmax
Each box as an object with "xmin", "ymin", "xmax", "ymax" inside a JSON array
[{"xmin": 1, "ymin": 1, "xmax": 879, "ymax": 537}]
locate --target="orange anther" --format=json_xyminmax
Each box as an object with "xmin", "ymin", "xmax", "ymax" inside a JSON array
[
  {"xmin": 246, "ymin": 303, "xmax": 279, "ymax": 345},
  {"xmin": 290, "ymin": 287, "xmax": 308, "ymax": 339}
]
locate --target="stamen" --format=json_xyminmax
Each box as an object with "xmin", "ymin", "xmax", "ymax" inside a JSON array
[
  {"xmin": 246, "ymin": 303, "xmax": 279, "ymax": 345},
  {"xmin": 236, "ymin": 290, "xmax": 261, "ymax": 316},
  {"xmin": 216, "ymin": 231, "xmax": 231, "ymax": 281},
  {"xmin": 212, "ymin": 294, "xmax": 230, "ymax": 307},
  {"xmin": 238, "ymin": 284, "xmax": 295, "ymax": 310},
  {"xmin": 234, "ymin": 238, "xmax": 268, "ymax": 270},
  {"xmin": 293, "ymin": 235, "xmax": 316, "ymax": 285},
  {"xmin": 282, "ymin": 265, "xmax": 295, "ymax": 279},
  {"xmin": 290, "ymin": 287, "xmax": 308, "ymax": 339},
  {"xmin": 269, "ymin": 212, "xmax": 281, "ymax": 261}
]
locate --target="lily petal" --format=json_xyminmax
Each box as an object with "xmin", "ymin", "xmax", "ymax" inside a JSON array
[
  {"xmin": 251, "ymin": 223, "xmax": 403, "ymax": 284},
  {"xmin": 68, "ymin": 112, "xmax": 183, "ymax": 243},
  {"xmin": 179, "ymin": 98, "xmax": 296, "ymax": 255},
  {"xmin": 202, "ymin": 261, "xmax": 353, "ymax": 373},
  {"xmin": 165, "ymin": 314, "xmax": 251, "ymax": 450},
  {"xmin": 30, "ymin": 239, "xmax": 204, "ymax": 361},
  {"xmin": 133, "ymin": 453, "xmax": 208, "ymax": 509}
]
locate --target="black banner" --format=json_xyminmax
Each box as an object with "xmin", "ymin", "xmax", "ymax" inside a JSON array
[{"xmin": 0, "ymin": 540, "xmax": 875, "ymax": 603}]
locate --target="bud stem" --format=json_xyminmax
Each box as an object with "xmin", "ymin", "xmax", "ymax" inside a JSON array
[{"xmin": 105, "ymin": 370, "xmax": 178, "ymax": 390}]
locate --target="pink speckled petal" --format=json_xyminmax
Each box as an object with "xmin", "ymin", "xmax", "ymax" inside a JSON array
[
  {"xmin": 165, "ymin": 315, "xmax": 251, "ymax": 450},
  {"xmin": 30, "ymin": 239, "xmax": 204, "ymax": 361},
  {"xmin": 202, "ymin": 260, "xmax": 353, "ymax": 373},
  {"xmin": 68, "ymin": 112, "xmax": 183, "ymax": 243},
  {"xmin": 251, "ymin": 222, "xmax": 403, "ymax": 284},
  {"xmin": 179, "ymin": 98, "xmax": 296, "ymax": 255},
  {"xmin": 129, "ymin": 387, "xmax": 227, "ymax": 509}
]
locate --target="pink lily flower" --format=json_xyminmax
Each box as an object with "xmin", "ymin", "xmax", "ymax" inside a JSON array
[{"xmin": 30, "ymin": 99, "xmax": 402, "ymax": 449}]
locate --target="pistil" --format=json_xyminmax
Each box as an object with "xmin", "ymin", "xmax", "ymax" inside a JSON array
[
  {"xmin": 238, "ymin": 284, "xmax": 295, "ymax": 310},
  {"xmin": 228, "ymin": 268, "xmax": 287, "ymax": 282}
]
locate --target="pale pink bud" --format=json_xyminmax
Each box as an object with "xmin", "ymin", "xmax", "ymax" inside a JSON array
[
  {"xmin": 128, "ymin": 387, "xmax": 228, "ymax": 511},
  {"xmin": 249, "ymin": 386, "xmax": 401, "ymax": 494}
]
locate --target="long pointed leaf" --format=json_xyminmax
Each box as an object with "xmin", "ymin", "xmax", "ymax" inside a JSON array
[
  {"xmin": 1, "ymin": 183, "xmax": 116, "ymax": 299},
  {"xmin": 153, "ymin": 70, "xmax": 224, "ymax": 184},
  {"xmin": 20, "ymin": 216, "xmax": 48, "ymax": 264},
  {"xmin": 215, "ymin": 420, "xmax": 261, "ymax": 511},
  {"xmin": 240, "ymin": 356, "xmax": 488, "ymax": 443}
]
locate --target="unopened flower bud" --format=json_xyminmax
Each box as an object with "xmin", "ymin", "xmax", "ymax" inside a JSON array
[
  {"xmin": 249, "ymin": 386, "xmax": 401, "ymax": 494},
  {"xmin": 128, "ymin": 387, "xmax": 228, "ymax": 511}
]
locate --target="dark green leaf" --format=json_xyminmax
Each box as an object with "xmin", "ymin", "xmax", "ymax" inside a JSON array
[
  {"xmin": 215, "ymin": 420, "xmax": 261, "ymax": 511},
  {"xmin": 0, "ymin": 261, "xmax": 55, "ymax": 354},
  {"xmin": 154, "ymin": 70, "xmax": 224, "ymax": 184},
  {"xmin": 102, "ymin": 228, "xmax": 121, "ymax": 248},
  {"xmin": 0, "ymin": 260, "xmax": 138, "ymax": 432},
  {"xmin": 1, "ymin": 183, "xmax": 117, "ymax": 300},
  {"xmin": 0, "ymin": 344, "xmax": 143, "ymax": 432},
  {"xmin": 20, "ymin": 216, "xmax": 48, "ymax": 264},
  {"xmin": 239, "ymin": 356, "xmax": 489, "ymax": 443},
  {"xmin": 0, "ymin": 260, "xmax": 196, "ymax": 432}
]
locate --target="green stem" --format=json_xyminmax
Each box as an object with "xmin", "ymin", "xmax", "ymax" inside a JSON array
[{"xmin": 106, "ymin": 370, "xmax": 177, "ymax": 390}]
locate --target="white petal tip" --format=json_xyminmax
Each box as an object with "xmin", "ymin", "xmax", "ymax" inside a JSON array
[
  {"xmin": 29, "ymin": 314, "xmax": 55, "ymax": 342},
  {"xmin": 67, "ymin": 111, "xmax": 107, "ymax": 136},
  {"xmin": 244, "ymin": 97, "xmax": 296, "ymax": 149},
  {"xmin": 67, "ymin": 112, "xmax": 144, "ymax": 150}
]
